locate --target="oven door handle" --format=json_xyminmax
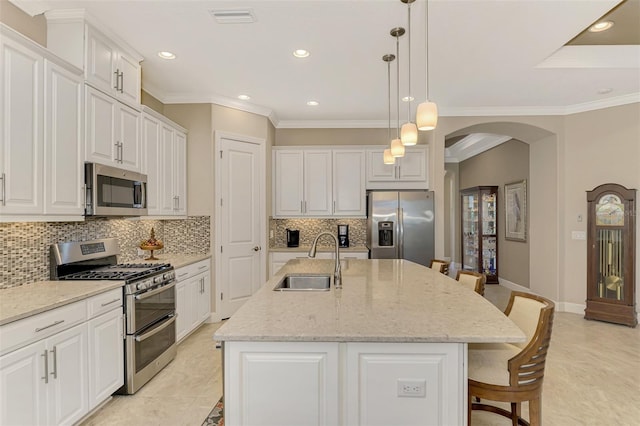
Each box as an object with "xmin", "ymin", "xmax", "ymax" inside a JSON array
[
  {"xmin": 135, "ymin": 314, "xmax": 176, "ymax": 342},
  {"xmin": 134, "ymin": 281, "xmax": 176, "ymax": 300}
]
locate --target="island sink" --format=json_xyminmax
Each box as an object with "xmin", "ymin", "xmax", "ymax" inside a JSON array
[{"xmin": 273, "ymin": 274, "xmax": 331, "ymax": 291}]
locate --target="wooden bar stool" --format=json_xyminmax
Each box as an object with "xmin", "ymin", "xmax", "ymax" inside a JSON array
[
  {"xmin": 455, "ymin": 270, "xmax": 486, "ymax": 296},
  {"xmin": 468, "ymin": 291, "xmax": 555, "ymax": 426},
  {"xmin": 429, "ymin": 259, "xmax": 449, "ymax": 276}
]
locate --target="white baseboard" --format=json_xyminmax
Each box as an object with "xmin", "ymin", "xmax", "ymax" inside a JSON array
[
  {"xmin": 495, "ymin": 277, "xmax": 530, "ymax": 293},
  {"xmin": 207, "ymin": 312, "xmax": 224, "ymax": 323},
  {"xmin": 496, "ymin": 277, "xmax": 587, "ymax": 315}
]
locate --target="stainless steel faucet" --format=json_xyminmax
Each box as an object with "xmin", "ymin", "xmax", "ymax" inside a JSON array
[{"xmin": 308, "ymin": 232, "xmax": 342, "ymax": 289}]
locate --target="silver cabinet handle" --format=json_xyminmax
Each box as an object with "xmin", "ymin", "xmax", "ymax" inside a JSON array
[
  {"xmin": 113, "ymin": 69, "xmax": 119, "ymax": 90},
  {"xmin": 0, "ymin": 172, "xmax": 5, "ymax": 206},
  {"xmin": 35, "ymin": 320, "xmax": 64, "ymax": 333},
  {"xmin": 135, "ymin": 281, "xmax": 176, "ymax": 300},
  {"xmin": 177, "ymin": 272, "xmax": 188, "ymax": 278},
  {"xmin": 135, "ymin": 314, "xmax": 176, "ymax": 342},
  {"xmin": 41, "ymin": 350, "xmax": 49, "ymax": 384},
  {"xmin": 119, "ymin": 142, "xmax": 124, "ymax": 163},
  {"xmin": 333, "ymin": 200, "xmax": 336, "ymax": 214},
  {"xmin": 197, "ymin": 265, "xmax": 208, "ymax": 271},
  {"xmin": 300, "ymin": 200, "xmax": 303, "ymax": 214},
  {"xmin": 101, "ymin": 298, "xmax": 121, "ymax": 307},
  {"xmin": 201, "ymin": 278, "xmax": 204, "ymax": 294},
  {"xmin": 50, "ymin": 346, "xmax": 57, "ymax": 379},
  {"xmin": 114, "ymin": 142, "xmax": 120, "ymax": 162},
  {"xmin": 118, "ymin": 71, "xmax": 124, "ymax": 93}
]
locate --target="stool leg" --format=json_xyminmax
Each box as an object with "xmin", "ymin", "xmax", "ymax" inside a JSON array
[{"xmin": 529, "ymin": 398, "xmax": 541, "ymax": 426}]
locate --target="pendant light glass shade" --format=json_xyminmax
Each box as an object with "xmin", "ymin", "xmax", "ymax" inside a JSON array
[
  {"xmin": 390, "ymin": 138, "xmax": 405, "ymax": 157},
  {"xmin": 416, "ymin": 100, "xmax": 438, "ymax": 131},
  {"xmin": 401, "ymin": 122, "xmax": 418, "ymax": 145},
  {"xmin": 383, "ymin": 148, "xmax": 396, "ymax": 164}
]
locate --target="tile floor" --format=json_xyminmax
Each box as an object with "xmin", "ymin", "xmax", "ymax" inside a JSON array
[{"xmin": 82, "ymin": 285, "xmax": 640, "ymax": 425}]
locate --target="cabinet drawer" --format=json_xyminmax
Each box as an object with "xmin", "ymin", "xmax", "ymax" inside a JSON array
[
  {"xmin": 175, "ymin": 259, "xmax": 210, "ymax": 282},
  {"xmin": 0, "ymin": 300, "xmax": 87, "ymax": 356},
  {"xmin": 87, "ymin": 288, "xmax": 123, "ymax": 319}
]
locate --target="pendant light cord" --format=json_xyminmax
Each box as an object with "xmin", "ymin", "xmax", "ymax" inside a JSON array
[
  {"xmin": 387, "ymin": 59, "xmax": 391, "ymax": 141},
  {"xmin": 396, "ymin": 33, "xmax": 400, "ymax": 138},
  {"xmin": 425, "ymin": 0, "xmax": 430, "ymax": 101},
  {"xmin": 407, "ymin": 2, "xmax": 411, "ymax": 122}
]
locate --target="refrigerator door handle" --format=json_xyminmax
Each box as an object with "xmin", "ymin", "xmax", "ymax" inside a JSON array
[{"xmin": 398, "ymin": 207, "xmax": 404, "ymax": 258}]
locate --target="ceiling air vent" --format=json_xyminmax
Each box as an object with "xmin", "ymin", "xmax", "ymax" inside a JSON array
[{"xmin": 209, "ymin": 8, "xmax": 256, "ymax": 24}]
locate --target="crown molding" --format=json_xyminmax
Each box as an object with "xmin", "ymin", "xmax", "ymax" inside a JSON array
[
  {"xmin": 7, "ymin": 0, "xmax": 44, "ymax": 16},
  {"xmin": 276, "ymin": 120, "xmax": 388, "ymax": 129},
  {"xmin": 562, "ymin": 93, "xmax": 640, "ymax": 115},
  {"xmin": 445, "ymin": 134, "xmax": 512, "ymax": 163}
]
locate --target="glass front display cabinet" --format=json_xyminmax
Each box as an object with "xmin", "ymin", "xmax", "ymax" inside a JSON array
[
  {"xmin": 461, "ymin": 186, "xmax": 498, "ymax": 283},
  {"xmin": 585, "ymin": 183, "xmax": 636, "ymax": 327}
]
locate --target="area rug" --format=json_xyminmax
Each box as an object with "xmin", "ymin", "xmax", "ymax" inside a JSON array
[{"xmin": 202, "ymin": 397, "xmax": 223, "ymax": 426}]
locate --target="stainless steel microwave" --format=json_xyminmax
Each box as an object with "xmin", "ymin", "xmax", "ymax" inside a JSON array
[{"xmin": 84, "ymin": 163, "xmax": 147, "ymax": 216}]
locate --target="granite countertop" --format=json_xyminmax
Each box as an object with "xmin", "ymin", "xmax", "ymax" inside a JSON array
[
  {"xmin": 214, "ymin": 259, "xmax": 525, "ymax": 344},
  {"xmin": 0, "ymin": 280, "xmax": 124, "ymax": 326},
  {"xmin": 129, "ymin": 253, "xmax": 211, "ymax": 269},
  {"xmin": 269, "ymin": 246, "xmax": 369, "ymax": 253}
]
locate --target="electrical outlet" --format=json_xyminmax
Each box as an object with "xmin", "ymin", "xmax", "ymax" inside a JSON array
[
  {"xmin": 397, "ymin": 379, "xmax": 426, "ymax": 398},
  {"xmin": 571, "ymin": 231, "xmax": 586, "ymax": 240},
  {"xmin": 137, "ymin": 248, "xmax": 146, "ymax": 256},
  {"xmin": 270, "ymin": 229, "xmax": 274, "ymax": 239}
]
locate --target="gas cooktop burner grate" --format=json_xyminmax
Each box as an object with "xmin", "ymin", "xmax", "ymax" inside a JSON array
[{"xmin": 58, "ymin": 263, "xmax": 172, "ymax": 282}]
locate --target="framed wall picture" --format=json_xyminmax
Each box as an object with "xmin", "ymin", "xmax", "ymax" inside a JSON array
[{"xmin": 505, "ymin": 180, "xmax": 527, "ymax": 241}]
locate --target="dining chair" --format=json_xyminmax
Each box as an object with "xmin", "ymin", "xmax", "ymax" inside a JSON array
[
  {"xmin": 468, "ymin": 291, "xmax": 555, "ymax": 426},
  {"xmin": 455, "ymin": 270, "xmax": 485, "ymax": 296},
  {"xmin": 429, "ymin": 259, "xmax": 450, "ymax": 276}
]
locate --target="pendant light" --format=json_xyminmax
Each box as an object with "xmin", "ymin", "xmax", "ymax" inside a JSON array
[
  {"xmin": 383, "ymin": 54, "xmax": 396, "ymax": 165},
  {"xmin": 390, "ymin": 26, "xmax": 405, "ymax": 157},
  {"xmin": 400, "ymin": 0, "xmax": 418, "ymax": 145},
  {"xmin": 416, "ymin": 0, "xmax": 438, "ymax": 131}
]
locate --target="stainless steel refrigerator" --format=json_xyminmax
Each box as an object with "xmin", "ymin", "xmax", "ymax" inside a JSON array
[{"xmin": 367, "ymin": 190, "xmax": 435, "ymax": 267}]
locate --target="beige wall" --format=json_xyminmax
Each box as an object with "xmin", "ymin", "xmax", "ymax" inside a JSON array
[
  {"xmin": 141, "ymin": 90, "xmax": 165, "ymax": 115},
  {"xmin": 0, "ymin": 0, "xmax": 46, "ymax": 46},
  {"xmin": 457, "ymin": 140, "xmax": 530, "ymax": 288}
]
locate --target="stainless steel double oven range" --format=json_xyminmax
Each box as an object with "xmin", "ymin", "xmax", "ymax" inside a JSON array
[{"xmin": 51, "ymin": 238, "xmax": 176, "ymax": 394}]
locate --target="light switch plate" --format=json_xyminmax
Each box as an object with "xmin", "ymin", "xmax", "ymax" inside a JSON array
[{"xmin": 571, "ymin": 231, "xmax": 586, "ymax": 240}]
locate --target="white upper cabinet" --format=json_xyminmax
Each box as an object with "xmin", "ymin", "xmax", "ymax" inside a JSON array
[
  {"xmin": 273, "ymin": 147, "xmax": 365, "ymax": 218},
  {"xmin": 46, "ymin": 11, "xmax": 142, "ymax": 106},
  {"xmin": 141, "ymin": 107, "xmax": 188, "ymax": 217},
  {"xmin": 0, "ymin": 24, "xmax": 84, "ymax": 221},
  {"xmin": 366, "ymin": 146, "xmax": 428, "ymax": 189},
  {"xmin": 85, "ymin": 85, "xmax": 141, "ymax": 172},
  {"xmin": 333, "ymin": 150, "xmax": 366, "ymax": 216}
]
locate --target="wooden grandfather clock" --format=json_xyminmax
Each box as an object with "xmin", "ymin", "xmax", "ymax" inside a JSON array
[{"xmin": 585, "ymin": 183, "xmax": 637, "ymax": 327}]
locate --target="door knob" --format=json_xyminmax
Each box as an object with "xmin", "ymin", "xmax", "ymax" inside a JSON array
[{"xmin": 253, "ymin": 246, "xmax": 261, "ymax": 251}]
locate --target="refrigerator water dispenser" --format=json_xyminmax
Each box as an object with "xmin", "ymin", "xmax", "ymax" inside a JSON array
[{"xmin": 378, "ymin": 222, "xmax": 394, "ymax": 246}]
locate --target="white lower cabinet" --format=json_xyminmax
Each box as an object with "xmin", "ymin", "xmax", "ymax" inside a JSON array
[
  {"xmin": 225, "ymin": 341, "xmax": 340, "ymax": 426},
  {"xmin": 0, "ymin": 288, "xmax": 124, "ymax": 426},
  {"xmin": 0, "ymin": 323, "xmax": 88, "ymax": 426},
  {"xmin": 223, "ymin": 341, "xmax": 464, "ymax": 426},
  {"xmin": 175, "ymin": 259, "xmax": 211, "ymax": 342},
  {"xmin": 87, "ymin": 307, "xmax": 123, "ymax": 409}
]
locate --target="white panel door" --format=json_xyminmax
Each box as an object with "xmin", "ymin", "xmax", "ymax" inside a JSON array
[
  {"xmin": 85, "ymin": 26, "xmax": 117, "ymax": 96},
  {"xmin": 398, "ymin": 148, "xmax": 427, "ymax": 182},
  {"xmin": 273, "ymin": 150, "xmax": 303, "ymax": 216},
  {"xmin": 220, "ymin": 137, "xmax": 263, "ymax": 319},
  {"xmin": 333, "ymin": 149, "xmax": 366, "ymax": 216},
  {"xmin": 160, "ymin": 124, "xmax": 175, "ymax": 214},
  {"xmin": 303, "ymin": 150, "xmax": 332, "ymax": 216},
  {"xmin": 85, "ymin": 86, "xmax": 116, "ymax": 165},
  {"xmin": 87, "ymin": 308, "xmax": 123, "ymax": 410},
  {"xmin": 142, "ymin": 114, "xmax": 162, "ymax": 214},
  {"xmin": 44, "ymin": 60, "xmax": 83, "ymax": 216},
  {"xmin": 173, "ymin": 131, "xmax": 188, "ymax": 215},
  {"xmin": 175, "ymin": 280, "xmax": 189, "ymax": 341},
  {"xmin": 196, "ymin": 272, "xmax": 211, "ymax": 324},
  {"xmin": 116, "ymin": 102, "xmax": 140, "ymax": 172},
  {"xmin": 366, "ymin": 149, "xmax": 396, "ymax": 182},
  {"xmin": 225, "ymin": 341, "xmax": 339, "ymax": 426},
  {"xmin": 0, "ymin": 36, "xmax": 43, "ymax": 214},
  {"xmin": 47, "ymin": 323, "xmax": 88, "ymax": 426},
  {"xmin": 0, "ymin": 339, "xmax": 48, "ymax": 426},
  {"xmin": 116, "ymin": 52, "xmax": 140, "ymax": 105}
]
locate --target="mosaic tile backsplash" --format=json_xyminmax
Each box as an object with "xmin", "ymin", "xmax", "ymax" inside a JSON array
[
  {"xmin": 0, "ymin": 216, "xmax": 210, "ymax": 289},
  {"xmin": 270, "ymin": 218, "xmax": 368, "ymax": 248}
]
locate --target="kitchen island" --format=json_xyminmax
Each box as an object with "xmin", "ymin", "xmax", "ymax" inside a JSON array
[{"xmin": 214, "ymin": 258, "xmax": 525, "ymax": 426}]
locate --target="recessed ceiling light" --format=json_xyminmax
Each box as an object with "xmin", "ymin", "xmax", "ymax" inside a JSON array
[
  {"xmin": 238, "ymin": 94, "xmax": 251, "ymax": 100},
  {"xmin": 306, "ymin": 100, "xmax": 319, "ymax": 106},
  {"xmin": 402, "ymin": 96, "xmax": 414, "ymax": 102},
  {"xmin": 589, "ymin": 21, "xmax": 614, "ymax": 32},
  {"xmin": 293, "ymin": 49, "xmax": 310, "ymax": 58},
  {"xmin": 597, "ymin": 88, "xmax": 613, "ymax": 94},
  {"xmin": 158, "ymin": 51, "xmax": 176, "ymax": 60}
]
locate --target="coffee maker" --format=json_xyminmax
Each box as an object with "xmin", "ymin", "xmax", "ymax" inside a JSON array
[
  {"xmin": 286, "ymin": 229, "xmax": 299, "ymax": 247},
  {"xmin": 337, "ymin": 224, "xmax": 349, "ymax": 248}
]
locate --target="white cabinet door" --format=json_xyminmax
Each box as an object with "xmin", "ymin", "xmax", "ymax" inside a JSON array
[
  {"xmin": 196, "ymin": 272, "xmax": 211, "ymax": 325},
  {"xmin": 85, "ymin": 26, "xmax": 117, "ymax": 97},
  {"xmin": 366, "ymin": 146, "xmax": 428, "ymax": 189},
  {"xmin": 333, "ymin": 149, "xmax": 366, "ymax": 216},
  {"xmin": 87, "ymin": 308, "xmax": 123, "ymax": 410},
  {"xmin": 366, "ymin": 149, "xmax": 396, "ymax": 182},
  {"xmin": 85, "ymin": 85, "xmax": 117, "ymax": 165},
  {"xmin": 117, "ymin": 102, "xmax": 140, "ymax": 171},
  {"xmin": 398, "ymin": 148, "xmax": 427, "ymax": 182},
  {"xmin": 0, "ymin": 339, "xmax": 48, "ymax": 425},
  {"xmin": 173, "ymin": 131, "xmax": 188, "ymax": 215},
  {"xmin": 0, "ymin": 35, "xmax": 43, "ymax": 215},
  {"xmin": 142, "ymin": 114, "xmax": 162, "ymax": 214},
  {"xmin": 47, "ymin": 323, "xmax": 88, "ymax": 426},
  {"xmin": 273, "ymin": 150, "xmax": 304, "ymax": 216},
  {"xmin": 160, "ymin": 124, "xmax": 175, "ymax": 215},
  {"xmin": 175, "ymin": 280, "xmax": 188, "ymax": 342},
  {"xmin": 117, "ymin": 51, "xmax": 141, "ymax": 105},
  {"xmin": 304, "ymin": 150, "xmax": 332, "ymax": 216},
  {"xmin": 225, "ymin": 341, "xmax": 339, "ymax": 426},
  {"xmin": 44, "ymin": 60, "xmax": 84, "ymax": 216}
]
